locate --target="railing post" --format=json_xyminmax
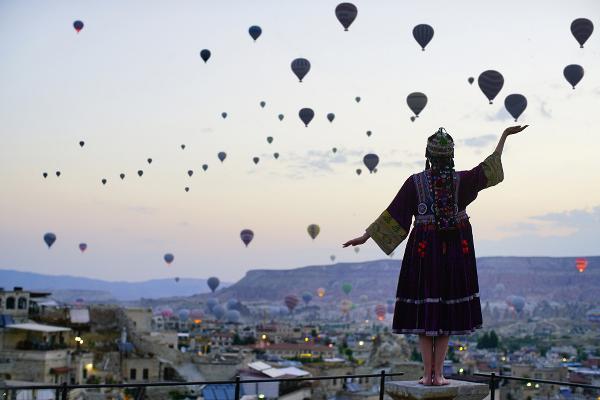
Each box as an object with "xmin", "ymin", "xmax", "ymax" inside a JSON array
[
  {"xmin": 61, "ymin": 382, "xmax": 68, "ymax": 400},
  {"xmin": 379, "ymin": 370, "xmax": 386, "ymax": 400},
  {"xmin": 490, "ymin": 372, "xmax": 495, "ymax": 400},
  {"xmin": 234, "ymin": 375, "xmax": 240, "ymax": 400},
  {"xmin": 55, "ymin": 387, "xmax": 61, "ymax": 400}
]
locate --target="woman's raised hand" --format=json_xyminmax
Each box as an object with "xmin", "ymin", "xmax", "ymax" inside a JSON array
[
  {"xmin": 342, "ymin": 233, "xmax": 370, "ymax": 248},
  {"xmin": 503, "ymin": 125, "xmax": 529, "ymax": 136}
]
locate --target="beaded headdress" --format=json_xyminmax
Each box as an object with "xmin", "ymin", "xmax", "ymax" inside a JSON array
[{"xmin": 426, "ymin": 127, "xmax": 454, "ymax": 158}]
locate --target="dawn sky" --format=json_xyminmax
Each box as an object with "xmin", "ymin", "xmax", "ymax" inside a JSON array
[{"xmin": 1, "ymin": 0, "xmax": 599, "ymax": 282}]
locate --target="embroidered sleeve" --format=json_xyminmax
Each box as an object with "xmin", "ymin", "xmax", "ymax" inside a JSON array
[
  {"xmin": 366, "ymin": 210, "xmax": 409, "ymax": 255},
  {"xmin": 481, "ymin": 151, "xmax": 504, "ymax": 188}
]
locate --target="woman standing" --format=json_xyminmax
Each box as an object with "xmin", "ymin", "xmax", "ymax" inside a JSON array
[{"xmin": 343, "ymin": 125, "xmax": 528, "ymax": 385}]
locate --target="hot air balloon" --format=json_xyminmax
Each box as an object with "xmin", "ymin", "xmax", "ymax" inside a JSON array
[
  {"xmin": 317, "ymin": 288, "xmax": 326, "ymax": 298},
  {"xmin": 478, "ymin": 70, "xmax": 504, "ymax": 104},
  {"xmin": 174, "ymin": 277, "xmax": 180, "ymax": 282},
  {"xmin": 200, "ymin": 49, "xmax": 211, "ymax": 63},
  {"xmin": 73, "ymin": 20, "xmax": 84, "ymax": 33},
  {"xmin": 213, "ymin": 304, "xmax": 226, "ymax": 319},
  {"xmin": 253, "ymin": 157, "xmax": 260, "ymax": 165},
  {"xmin": 185, "ymin": 187, "xmax": 189, "ymax": 192},
  {"xmin": 226, "ymin": 298, "xmax": 238, "ymax": 309},
  {"xmin": 407, "ymin": 92, "xmax": 428, "ymax": 118},
  {"xmin": 164, "ymin": 253, "xmax": 174, "ymax": 265},
  {"xmin": 468, "ymin": 77, "xmax": 474, "ymax": 85},
  {"xmin": 366, "ymin": 130, "xmax": 372, "ymax": 137},
  {"xmin": 302, "ymin": 292, "xmax": 313, "ymax": 305},
  {"xmin": 341, "ymin": 282, "xmax": 352, "ymax": 296},
  {"xmin": 355, "ymin": 96, "xmax": 361, "ymax": 103},
  {"xmin": 587, "ymin": 308, "xmax": 600, "ymax": 323},
  {"xmin": 330, "ymin": 255, "xmax": 336, "ymax": 262},
  {"xmin": 284, "ymin": 294, "xmax": 299, "ymax": 313},
  {"xmin": 327, "ymin": 113, "xmax": 335, "ymax": 123},
  {"xmin": 571, "ymin": 18, "xmax": 594, "ymax": 48},
  {"xmin": 190, "ymin": 309, "xmax": 203, "ymax": 323},
  {"xmin": 332, "ymin": 147, "xmax": 337, "ymax": 154},
  {"xmin": 225, "ymin": 309, "xmax": 241, "ymax": 323},
  {"xmin": 267, "ymin": 136, "xmax": 273, "ymax": 144},
  {"xmin": 147, "ymin": 158, "xmax": 152, "ymax": 164},
  {"xmin": 79, "ymin": 243, "xmax": 87, "ymax": 253},
  {"xmin": 563, "ymin": 64, "xmax": 584, "ymax": 89},
  {"xmin": 101, "ymin": 178, "xmax": 107, "ymax": 185},
  {"xmin": 161, "ymin": 307, "xmax": 173, "ymax": 318},
  {"xmin": 363, "ymin": 154, "xmax": 379, "ymax": 173},
  {"xmin": 202, "ymin": 164, "xmax": 208, "ymax": 171},
  {"xmin": 249, "ymin": 25, "xmax": 262, "ymax": 41},
  {"xmin": 504, "ymin": 94, "xmax": 527, "ymax": 121},
  {"xmin": 340, "ymin": 299, "xmax": 353, "ymax": 314},
  {"xmin": 43, "ymin": 233, "xmax": 56, "ymax": 248},
  {"xmin": 356, "ymin": 169, "xmax": 362, "ymax": 176},
  {"xmin": 240, "ymin": 229, "xmax": 254, "ymax": 247},
  {"xmin": 218, "ymin": 152, "xmax": 227, "ymax": 162},
  {"xmin": 335, "ymin": 3, "xmax": 358, "ymax": 31},
  {"xmin": 375, "ymin": 304, "xmax": 386, "ymax": 321},
  {"xmin": 56, "ymin": 171, "xmax": 61, "ymax": 177},
  {"xmin": 278, "ymin": 114, "xmax": 284, "ymax": 121},
  {"xmin": 299, "ymin": 108, "xmax": 315, "ymax": 127},
  {"xmin": 273, "ymin": 152, "xmax": 279, "ymax": 159},
  {"xmin": 187, "ymin": 170, "xmax": 193, "ymax": 177},
  {"xmin": 79, "ymin": 141, "xmax": 85, "ymax": 147},
  {"xmin": 413, "ymin": 24, "xmax": 434, "ymax": 51},
  {"xmin": 307, "ymin": 224, "xmax": 320, "ymax": 240},
  {"xmin": 207, "ymin": 277, "xmax": 220, "ymax": 292},
  {"xmin": 137, "ymin": 170, "xmax": 143, "ymax": 177},
  {"xmin": 120, "ymin": 173, "xmax": 125, "ymax": 180},
  {"xmin": 178, "ymin": 309, "xmax": 190, "ymax": 321},
  {"xmin": 260, "ymin": 101, "xmax": 266, "ymax": 108},
  {"xmin": 291, "ymin": 58, "xmax": 311, "ymax": 82},
  {"xmin": 354, "ymin": 246, "xmax": 360, "ymax": 253},
  {"xmin": 42, "ymin": 172, "xmax": 48, "ymax": 178},
  {"xmin": 221, "ymin": 112, "xmax": 227, "ymax": 119},
  {"xmin": 576, "ymin": 258, "xmax": 588, "ymax": 273},
  {"xmin": 206, "ymin": 298, "xmax": 218, "ymax": 312}
]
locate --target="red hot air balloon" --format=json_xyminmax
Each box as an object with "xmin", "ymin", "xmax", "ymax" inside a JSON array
[
  {"xmin": 284, "ymin": 294, "xmax": 299, "ymax": 313},
  {"xmin": 375, "ymin": 304, "xmax": 386, "ymax": 321},
  {"xmin": 576, "ymin": 258, "xmax": 588, "ymax": 273}
]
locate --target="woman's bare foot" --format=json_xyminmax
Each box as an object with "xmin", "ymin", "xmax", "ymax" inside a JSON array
[
  {"xmin": 432, "ymin": 374, "xmax": 450, "ymax": 386},
  {"xmin": 419, "ymin": 373, "xmax": 433, "ymax": 385}
]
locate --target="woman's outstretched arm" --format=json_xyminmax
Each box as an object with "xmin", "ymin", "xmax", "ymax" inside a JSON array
[{"xmin": 495, "ymin": 125, "xmax": 529, "ymax": 155}]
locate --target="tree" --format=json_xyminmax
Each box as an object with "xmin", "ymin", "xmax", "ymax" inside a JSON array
[{"xmin": 410, "ymin": 347, "xmax": 422, "ymax": 362}]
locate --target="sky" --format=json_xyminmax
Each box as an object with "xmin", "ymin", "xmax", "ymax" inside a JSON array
[{"xmin": 1, "ymin": 0, "xmax": 599, "ymax": 283}]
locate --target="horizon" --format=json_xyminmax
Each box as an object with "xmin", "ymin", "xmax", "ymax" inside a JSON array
[{"xmin": 1, "ymin": 0, "xmax": 599, "ymax": 282}]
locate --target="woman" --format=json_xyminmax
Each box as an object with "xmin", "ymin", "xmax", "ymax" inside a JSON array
[{"xmin": 343, "ymin": 125, "xmax": 528, "ymax": 386}]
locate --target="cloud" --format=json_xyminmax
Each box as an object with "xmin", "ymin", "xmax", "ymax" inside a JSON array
[
  {"xmin": 477, "ymin": 206, "xmax": 600, "ymax": 256},
  {"xmin": 539, "ymin": 101, "xmax": 552, "ymax": 118},
  {"xmin": 485, "ymin": 107, "xmax": 513, "ymax": 122},
  {"xmin": 461, "ymin": 134, "xmax": 497, "ymax": 148}
]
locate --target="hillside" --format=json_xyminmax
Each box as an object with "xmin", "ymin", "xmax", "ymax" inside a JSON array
[{"xmin": 0, "ymin": 269, "xmax": 230, "ymax": 301}]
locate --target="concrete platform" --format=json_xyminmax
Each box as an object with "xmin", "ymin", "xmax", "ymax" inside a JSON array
[{"xmin": 385, "ymin": 380, "xmax": 489, "ymax": 400}]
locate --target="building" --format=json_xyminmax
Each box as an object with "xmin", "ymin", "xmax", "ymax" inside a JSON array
[{"xmin": 255, "ymin": 343, "xmax": 335, "ymax": 360}]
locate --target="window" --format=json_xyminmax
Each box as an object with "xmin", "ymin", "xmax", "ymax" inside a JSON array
[
  {"xmin": 143, "ymin": 368, "xmax": 149, "ymax": 380},
  {"xmin": 130, "ymin": 368, "xmax": 137, "ymax": 380},
  {"xmin": 17, "ymin": 297, "xmax": 27, "ymax": 309},
  {"xmin": 6, "ymin": 297, "xmax": 15, "ymax": 309},
  {"xmin": 332, "ymin": 378, "xmax": 337, "ymax": 386}
]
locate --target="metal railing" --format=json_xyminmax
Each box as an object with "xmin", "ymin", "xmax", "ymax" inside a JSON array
[
  {"xmin": 473, "ymin": 372, "xmax": 600, "ymax": 400},
  {"xmin": 0, "ymin": 370, "xmax": 404, "ymax": 400},
  {"xmin": 3, "ymin": 371, "xmax": 600, "ymax": 400}
]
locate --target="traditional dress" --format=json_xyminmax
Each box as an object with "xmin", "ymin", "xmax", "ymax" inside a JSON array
[{"xmin": 366, "ymin": 150, "xmax": 504, "ymax": 336}]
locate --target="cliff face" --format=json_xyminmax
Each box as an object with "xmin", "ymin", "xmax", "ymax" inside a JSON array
[{"xmin": 206, "ymin": 256, "xmax": 600, "ymax": 304}]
